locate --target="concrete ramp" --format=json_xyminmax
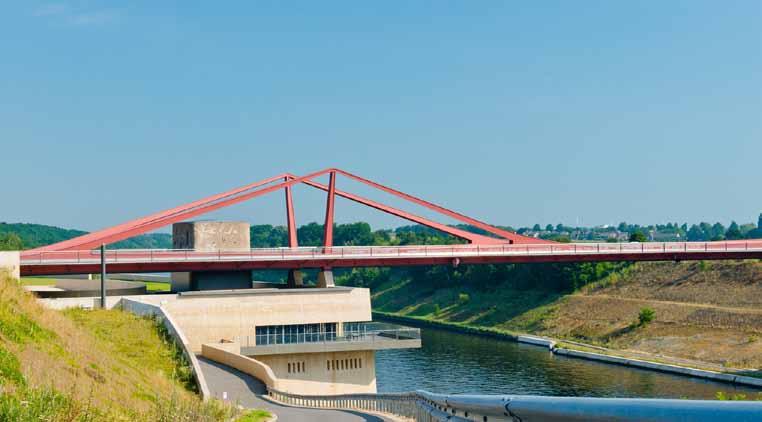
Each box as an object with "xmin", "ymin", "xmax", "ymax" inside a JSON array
[{"xmin": 196, "ymin": 357, "xmax": 391, "ymax": 422}]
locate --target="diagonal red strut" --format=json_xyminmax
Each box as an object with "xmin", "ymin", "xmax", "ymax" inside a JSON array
[
  {"xmin": 291, "ymin": 175, "xmax": 506, "ymax": 244},
  {"xmin": 26, "ymin": 167, "xmax": 548, "ymax": 254}
]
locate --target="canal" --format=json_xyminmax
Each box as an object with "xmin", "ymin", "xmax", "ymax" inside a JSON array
[{"xmin": 375, "ymin": 326, "xmax": 759, "ymax": 399}]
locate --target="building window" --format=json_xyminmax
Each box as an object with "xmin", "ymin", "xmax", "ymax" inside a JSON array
[
  {"xmin": 288, "ymin": 361, "xmax": 305, "ymax": 374},
  {"xmin": 326, "ymin": 357, "xmax": 362, "ymax": 371},
  {"xmin": 255, "ymin": 323, "xmax": 337, "ymax": 345}
]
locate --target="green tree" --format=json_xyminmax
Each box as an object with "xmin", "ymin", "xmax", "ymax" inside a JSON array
[
  {"xmin": 687, "ymin": 224, "xmax": 704, "ymax": 241},
  {"xmin": 711, "ymin": 222, "xmax": 726, "ymax": 240},
  {"xmin": 0, "ymin": 233, "xmax": 23, "ymax": 250},
  {"xmin": 725, "ymin": 221, "xmax": 742, "ymax": 240},
  {"xmin": 629, "ymin": 231, "xmax": 647, "ymax": 242},
  {"xmin": 638, "ymin": 307, "xmax": 656, "ymax": 326}
]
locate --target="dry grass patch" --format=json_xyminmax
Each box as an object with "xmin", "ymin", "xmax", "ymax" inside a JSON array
[{"xmin": 0, "ymin": 272, "xmax": 255, "ymax": 421}]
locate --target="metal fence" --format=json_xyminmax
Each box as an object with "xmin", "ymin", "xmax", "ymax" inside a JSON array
[
  {"xmin": 20, "ymin": 239, "xmax": 762, "ymax": 265},
  {"xmin": 267, "ymin": 389, "xmax": 762, "ymax": 422}
]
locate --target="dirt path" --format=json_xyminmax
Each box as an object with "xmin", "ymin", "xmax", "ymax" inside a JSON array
[{"xmin": 580, "ymin": 293, "xmax": 762, "ymax": 315}]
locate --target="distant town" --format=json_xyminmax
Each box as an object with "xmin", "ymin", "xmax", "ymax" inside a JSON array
[{"xmin": 513, "ymin": 214, "xmax": 762, "ymax": 243}]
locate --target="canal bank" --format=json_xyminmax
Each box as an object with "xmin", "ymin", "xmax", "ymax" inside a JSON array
[{"xmin": 373, "ymin": 311, "xmax": 762, "ymax": 391}]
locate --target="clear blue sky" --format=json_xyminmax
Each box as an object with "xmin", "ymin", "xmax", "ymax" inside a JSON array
[{"xmin": 1, "ymin": 1, "xmax": 760, "ymax": 232}]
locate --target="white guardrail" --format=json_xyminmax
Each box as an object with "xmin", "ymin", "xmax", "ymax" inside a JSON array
[
  {"xmin": 21, "ymin": 240, "xmax": 762, "ymax": 266},
  {"xmin": 268, "ymin": 389, "xmax": 762, "ymax": 422}
]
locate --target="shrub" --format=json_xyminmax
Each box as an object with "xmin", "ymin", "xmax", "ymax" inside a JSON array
[
  {"xmin": 458, "ymin": 293, "xmax": 470, "ymax": 304},
  {"xmin": 638, "ymin": 307, "xmax": 656, "ymax": 327},
  {"xmin": 698, "ymin": 260, "xmax": 709, "ymax": 272}
]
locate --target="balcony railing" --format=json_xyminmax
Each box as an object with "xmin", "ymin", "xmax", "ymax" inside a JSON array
[{"xmin": 237, "ymin": 323, "xmax": 421, "ymax": 349}]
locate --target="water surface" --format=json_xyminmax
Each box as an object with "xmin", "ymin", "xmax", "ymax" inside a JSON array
[{"xmin": 375, "ymin": 326, "xmax": 759, "ymax": 399}]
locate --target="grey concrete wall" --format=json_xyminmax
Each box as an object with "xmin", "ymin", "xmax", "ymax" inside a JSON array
[
  {"xmin": 172, "ymin": 221, "xmax": 252, "ymax": 292},
  {"xmin": 172, "ymin": 221, "xmax": 251, "ymax": 251},
  {"xmin": 0, "ymin": 251, "xmax": 20, "ymax": 279}
]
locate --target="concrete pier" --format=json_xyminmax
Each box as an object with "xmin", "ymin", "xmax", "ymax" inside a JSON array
[
  {"xmin": 317, "ymin": 269, "xmax": 335, "ymax": 288},
  {"xmin": 171, "ymin": 221, "xmax": 252, "ymax": 292}
]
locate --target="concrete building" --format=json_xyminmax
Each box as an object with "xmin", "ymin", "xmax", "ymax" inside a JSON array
[
  {"xmin": 119, "ymin": 285, "xmax": 420, "ymax": 395},
  {"xmin": 171, "ymin": 221, "xmax": 252, "ymax": 292}
]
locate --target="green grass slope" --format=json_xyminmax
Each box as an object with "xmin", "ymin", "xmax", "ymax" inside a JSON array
[
  {"xmin": 368, "ymin": 260, "xmax": 762, "ymax": 370},
  {"xmin": 0, "ymin": 271, "xmax": 266, "ymax": 421}
]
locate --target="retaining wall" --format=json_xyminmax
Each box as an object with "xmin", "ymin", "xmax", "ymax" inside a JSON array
[
  {"xmin": 201, "ymin": 342, "xmax": 280, "ymax": 390},
  {"xmin": 121, "ymin": 298, "xmax": 212, "ymax": 400}
]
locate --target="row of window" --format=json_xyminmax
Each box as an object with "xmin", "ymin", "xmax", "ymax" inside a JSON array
[
  {"xmin": 327, "ymin": 358, "xmax": 362, "ymax": 371},
  {"xmin": 256, "ymin": 323, "xmax": 338, "ymax": 345},
  {"xmin": 287, "ymin": 358, "xmax": 364, "ymax": 374},
  {"xmin": 287, "ymin": 361, "xmax": 305, "ymax": 374}
]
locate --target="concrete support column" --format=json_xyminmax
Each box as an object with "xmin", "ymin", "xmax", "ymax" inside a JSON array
[
  {"xmin": 287, "ymin": 269, "xmax": 304, "ymax": 288},
  {"xmin": 317, "ymin": 268, "xmax": 335, "ymax": 288}
]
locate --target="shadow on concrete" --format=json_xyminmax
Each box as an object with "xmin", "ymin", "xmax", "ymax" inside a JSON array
[{"xmin": 197, "ymin": 356, "xmax": 390, "ymax": 422}]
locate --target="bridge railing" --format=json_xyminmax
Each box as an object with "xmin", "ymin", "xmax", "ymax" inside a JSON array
[
  {"xmin": 20, "ymin": 240, "xmax": 762, "ymax": 265},
  {"xmin": 266, "ymin": 389, "xmax": 762, "ymax": 422}
]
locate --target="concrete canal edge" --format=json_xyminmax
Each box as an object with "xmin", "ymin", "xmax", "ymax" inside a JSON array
[
  {"xmin": 373, "ymin": 311, "xmax": 762, "ymax": 390},
  {"xmin": 552, "ymin": 348, "xmax": 762, "ymax": 388}
]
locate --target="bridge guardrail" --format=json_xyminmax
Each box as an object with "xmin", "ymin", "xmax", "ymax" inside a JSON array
[
  {"xmin": 267, "ymin": 388, "xmax": 762, "ymax": 422},
  {"xmin": 19, "ymin": 240, "xmax": 762, "ymax": 266}
]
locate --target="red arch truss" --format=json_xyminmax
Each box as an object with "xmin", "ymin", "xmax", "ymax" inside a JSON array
[{"xmin": 26, "ymin": 168, "xmax": 551, "ymax": 254}]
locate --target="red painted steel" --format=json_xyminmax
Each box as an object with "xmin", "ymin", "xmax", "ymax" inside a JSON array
[
  {"xmin": 24, "ymin": 169, "xmax": 337, "ymax": 253},
  {"xmin": 323, "ymin": 171, "xmax": 337, "ymax": 247},
  {"xmin": 284, "ymin": 177, "xmax": 298, "ymax": 247},
  {"xmin": 19, "ymin": 241, "xmax": 762, "ymax": 276},
  {"xmin": 25, "ymin": 167, "xmax": 547, "ymax": 255},
  {"xmin": 331, "ymin": 169, "xmax": 550, "ymax": 244},
  {"xmin": 296, "ymin": 176, "xmax": 504, "ymax": 244},
  {"xmin": 25, "ymin": 173, "xmax": 289, "ymax": 253}
]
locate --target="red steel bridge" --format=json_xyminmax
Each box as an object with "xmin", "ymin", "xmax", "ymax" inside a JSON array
[{"xmin": 20, "ymin": 168, "xmax": 762, "ymax": 276}]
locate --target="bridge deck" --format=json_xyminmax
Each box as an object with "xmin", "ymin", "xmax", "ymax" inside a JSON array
[{"xmin": 20, "ymin": 240, "xmax": 762, "ymax": 276}]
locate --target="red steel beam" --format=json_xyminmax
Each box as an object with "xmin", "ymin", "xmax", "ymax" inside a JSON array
[
  {"xmin": 284, "ymin": 178, "xmax": 298, "ymax": 247},
  {"xmin": 28, "ymin": 166, "xmax": 545, "ymax": 253},
  {"xmin": 323, "ymin": 171, "xmax": 337, "ymax": 247},
  {"xmin": 26, "ymin": 173, "xmax": 289, "ymax": 253},
  {"xmin": 294, "ymin": 176, "xmax": 505, "ymax": 244},
  {"xmin": 22, "ymin": 250, "xmax": 762, "ymax": 276},
  {"xmin": 30, "ymin": 169, "xmax": 337, "ymax": 252},
  {"xmin": 332, "ymin": 169, "xmax": 550, "ymax": 244}
]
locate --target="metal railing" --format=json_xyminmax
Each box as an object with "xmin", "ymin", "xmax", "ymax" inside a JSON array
[
  {"xmin": 20, "ymin": 240, "xmax": 762, "ymax": 266},
  {"xmin": 267, "ymin": 389, "xmax": 762, "ymax": 422},
  {"xmin": 239, "ymin": 325, "xmax": 421, "ymax": 349}
]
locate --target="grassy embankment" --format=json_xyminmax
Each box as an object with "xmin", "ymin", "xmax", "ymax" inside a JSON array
[
  {"xmin": 0, "ymin": 272, "xmax": 268, "ymax": 421},
  {"xmin": 370, "ymin": 260, "xmax": 762, "ymax": 373}
]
